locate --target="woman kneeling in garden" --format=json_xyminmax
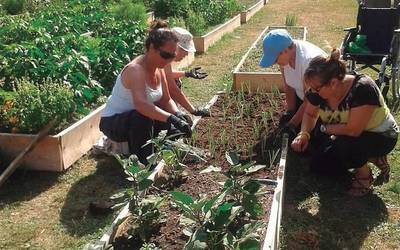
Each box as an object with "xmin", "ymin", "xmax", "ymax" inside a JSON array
[
  {"xmin": 291, "ymin": 48, "xmax": 399, "ymax": 196},
  {"xmin": 99, "ymin": 21, "xmax": 192, "ymax": 165}
]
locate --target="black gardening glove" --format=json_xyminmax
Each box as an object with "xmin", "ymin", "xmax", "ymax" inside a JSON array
[
  {"xmin": 192, "ymin": 106, "xmax": 210, "ymax": 117},
  {"xmin": 185, "ymin": 67, "xmax": 208, "ymax": 79},
  {"xmin": 278, "ymin": 122, "xmax": 298, "ymax": 142},
  {"xmin": 167, "ymin": 114, "xmax": 192, "ymax": 137},
  {"xmin": 278, "ymin": 111, "xmax": 295, "ymax": 127},
  {"xmin": 175, "ymin": 111, "xmax": 193, "ymax": 127}
]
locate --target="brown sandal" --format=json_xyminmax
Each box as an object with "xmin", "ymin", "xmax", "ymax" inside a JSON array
[
  {"xmin": 347, "ymin": 169, "xmax": 374, "ymax": 197},
  {"xmin": 369, "ymin": 156, "xmax": 390, "ymax": 184}
]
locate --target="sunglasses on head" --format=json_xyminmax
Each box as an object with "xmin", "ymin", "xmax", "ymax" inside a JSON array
[{"xmin": 157, "ymin": 48, "xmax": 176, "ymax": 60}]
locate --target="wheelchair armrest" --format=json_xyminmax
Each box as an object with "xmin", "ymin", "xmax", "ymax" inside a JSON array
[{"xmin": 344, "ymin": 27, "xmax": 357, "ymax": 32}]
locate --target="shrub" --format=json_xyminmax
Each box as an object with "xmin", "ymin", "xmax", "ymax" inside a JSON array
[
  {"xmin": 0, "ymin": 79, "xmax": 75, "ymax": 133},
  {"xmin": 2, "ymin": 0, "xmax": 25, "ymax": 15},
  {"xmin": 190, "ymin": 0, "xmax": 240, "ymax": 26},
  {"xmin": 153, "ymin": 0, "xmax": 189, "ymax": 19},
  {"xmin": 167, "ymin": 16, "xmax": 186, "ymax": 29},
  {"xmin": 111, "ymin": 0, "xmax": 147, "ymax": 23},
  {"xmin": 185, "ymin": 10, "xmax": 206, "ymax": 36}
]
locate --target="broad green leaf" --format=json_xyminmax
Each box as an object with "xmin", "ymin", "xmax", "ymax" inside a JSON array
[
  {"xmin": 200, "ymin": 165, "xmax": 221, "ymax": 174},
  {"xmin": 245, "ymin": 164, "xmax": 266, "ymax": 174},
  {"xmin": 138, "ymin": 178, "xmax": 153, "ymax": 191},
  {"xmin": 243, "ymin": 180, "xmax": 261, "ymax": 194},
  {"xmin": 226, "ymin": 151, "xmax": 240, "ymax": 166},
  {"xmin": 171, "ymin": 191, "xmax": 194, "ymax": 205},
  {"xmin": 223, "ymin": 232, "xmax": 236, "ymax": 249},
  {"xmin": 236, "ymin": 221, "xmax": 264, "ymax": 240},
  {"xmin": 242, "ymin": 195, "xmax": 263, "ymax": 217},
  {"xmin": 236, "ymin": 238, "xmax": 259, "ymax": 250},
  {"xmin": 184, "ymin": 228, "xmax": 208, "ymax": 250}
]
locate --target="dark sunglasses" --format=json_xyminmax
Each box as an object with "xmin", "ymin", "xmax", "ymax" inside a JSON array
[{"xmin": 158, "ymin": 48, "xmax": 176, "ymax": 60}]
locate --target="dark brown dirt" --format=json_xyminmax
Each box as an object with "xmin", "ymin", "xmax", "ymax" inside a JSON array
[{"xmin": 114, "ymin": 91, "xmax": 286, "ymax": 249}]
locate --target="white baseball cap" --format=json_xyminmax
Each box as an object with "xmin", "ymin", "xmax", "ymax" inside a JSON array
[{"xmin": 172, "ymin": 27, "xmax": 196, "ymax": 53}]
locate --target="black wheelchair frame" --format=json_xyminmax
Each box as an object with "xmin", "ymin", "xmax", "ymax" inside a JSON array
[{"xmin": 341, "ymin": 1, "xmax": 400, "ymax": 110}]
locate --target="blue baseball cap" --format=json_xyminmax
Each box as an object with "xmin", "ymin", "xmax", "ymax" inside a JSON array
[{"xmin": 259, "ymin": 29, "xmax": 293, "ymax": 68}]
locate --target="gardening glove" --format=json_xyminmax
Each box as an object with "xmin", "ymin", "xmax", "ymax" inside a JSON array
[
  {"xmin": 192, "ymin": 106, "xmax": 210, "ymax": 117},
  {"xmin": 278, "ymin": 110, "xmax": 295, "ymax": 127},
  {"xmin": 279, "ymin": 122, "xmax": 298, "ymax": 142},
  {"xmin": 185, "ymin": 67, "xmax": 208, "ymax": 79},
  {"xmin": 175, "ymin": 111, "xmax": 193, "ymax": 127},
  {"xmin": 167, "ymin": 114, "xmax": 192, "ymax": 137}
]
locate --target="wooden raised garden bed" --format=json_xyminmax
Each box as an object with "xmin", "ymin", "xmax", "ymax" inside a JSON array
[
  {"xmin": 240, "ymin": 0, "xmax": 265, "ymax": 24},
  {"xmin": 88, "ymin": 89, "xmax": 289, "ymax": 249},
  {"xmin": 193, "ymin": 14, "xmax": 242, "ymax": 53},
  {"xmin": 0, "ymin": 104, "xmax": 105, "ymax": 172},
  {"xmin": 232, "ymin": 26, "xmax": 307, "ymax": 92}
]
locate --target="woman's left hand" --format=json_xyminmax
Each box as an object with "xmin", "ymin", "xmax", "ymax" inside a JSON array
[{"xmin": 291, "ymin": 134, "xmax": 309, "ymax": 152}]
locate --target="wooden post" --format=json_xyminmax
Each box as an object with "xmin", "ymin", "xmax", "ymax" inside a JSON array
[{"xmin": 0, "ymin": 119, "xmax": 55, "ymax": 188}]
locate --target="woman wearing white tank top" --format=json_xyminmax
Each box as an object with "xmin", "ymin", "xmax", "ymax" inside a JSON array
[{"xmin": 100, "ymin": 21, "xmax": 192, "ymax": 165}]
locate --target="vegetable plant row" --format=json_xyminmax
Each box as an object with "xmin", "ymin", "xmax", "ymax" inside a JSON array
[{"xmin": 106, "ymin": 89, "xmax": 286, "ymax": 249}]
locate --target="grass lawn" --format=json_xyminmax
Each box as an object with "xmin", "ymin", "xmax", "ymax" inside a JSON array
[{"xmin": 0, "ymin": 0, "xmax": 399, "ymax": 249}]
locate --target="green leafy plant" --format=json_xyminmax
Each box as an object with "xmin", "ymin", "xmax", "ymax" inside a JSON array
[
  {"xmin": 223, "ymin": 151, "xmax": 265, "ymax": 218},
  {"xmin": 171, "ymin": 190, "xmax": 263, "ymax": 249},
  {"xmin": 113, "ymin": 154, "xmax": 165, "ymax": 242},
  {"xmin": 185, "ymin": 9, "xmax": 206, "ymax": 36},
  {"xmin": 0, "ymin": 79, "xmax": 75, "ymax": 133},
  {"xmin": 2, "ymin": 0, "xmax": 25, "ymax": 15},
  {"xmin": 153, "ymin": 0, "xmax": 190, "ymax": 19},
  {"xmin": 111, "ymin": 0, "xmax": 147, "ymax": 23},
  {"xmin": 285, "ymin": 13, "xmax": 297, "ymax": 26}
]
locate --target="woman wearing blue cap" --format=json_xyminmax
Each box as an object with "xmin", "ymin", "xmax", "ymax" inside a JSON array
[{"xmin": 259, "ymin": 29, "xmax": 326, "ymax": 133}]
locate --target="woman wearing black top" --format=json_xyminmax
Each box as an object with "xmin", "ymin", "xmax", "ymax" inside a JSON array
[{"xmin": 291, "ymin": 48, "xmax": 398, "ymax": 196}]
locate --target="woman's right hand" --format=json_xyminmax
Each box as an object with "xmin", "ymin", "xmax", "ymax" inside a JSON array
[
  {"xmin": 291, "ymin": 133, "xmax": 310, "ymax": 152},
  {"xmin": 167, "ymin": 114, "xmax": 192, "ymax": 137}
]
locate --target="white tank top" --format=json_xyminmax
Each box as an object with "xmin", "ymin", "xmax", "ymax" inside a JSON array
[{"xmin": 101, "ymin": 73, "xmax": 163, "ymax": 117}]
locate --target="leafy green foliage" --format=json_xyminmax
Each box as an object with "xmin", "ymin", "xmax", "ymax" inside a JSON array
[
  {"xmin": 0, "ymin": 0, "xmax": 147, "ymax": 126},
  {"xmin": 185, "ymin": 10, "xmax": 206, "ymax": 36},
  {"xmin": 2, "ymin": 0, "xmax": 25, "ymax": 15},
  {"xmin": 171, "ymin": 190, "xmax": 263, "ymax": 249},
  {"xmin": 153, "ymin": 0, "xmax": 190, "ymax": 19},
  {"xmin": 111, "ymin": 0, "xmax": 147, "ymax": 23},
  {"xmin": 0, "ymin": 79, "xmax": 75, "ymax": 133},
  {"xmin": 153, "ymin": 0, "xmax": 241, "ymax": 35}
]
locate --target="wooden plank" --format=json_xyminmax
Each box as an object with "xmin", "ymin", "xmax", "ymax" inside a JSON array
[
  {"xmin": 0, "ymin": 134, "xmax": 62, "ymax": 171},
  {"xmin": 263, "ymin": 135, "xmax": 288, "ymax": 250},
  {"xmin": 240, "ymin": 0, "xmax": 265, "ymax": 24},
  {"xmin": 193, "ymin": 14, "xmax": 241, "ymax": 53},
  {"xmin": 171, "ymin": 52, "xmax": 195, "ymax": 70},
  {"xmin": 59, "ymin": 104, "xmax": 105, "ymax": 170}
]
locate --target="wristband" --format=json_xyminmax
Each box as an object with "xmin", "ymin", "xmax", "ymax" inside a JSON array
[{"xmin": 297, "ymin": 131, "xmax": 311, "ymax": 140}]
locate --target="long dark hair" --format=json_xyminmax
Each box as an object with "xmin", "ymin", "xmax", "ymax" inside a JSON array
[
  {"xmin": 304, "ymin": 48, "xmax": 346, "ymax": 85},
  {"xmin": 145, "ymin": 19, "xmax": 178, "ymax": 50}
]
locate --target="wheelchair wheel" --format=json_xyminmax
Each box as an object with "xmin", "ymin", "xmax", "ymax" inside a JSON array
[{"xmin": 391, "ymin": 35, "xmax": 400, "ymax": 111}]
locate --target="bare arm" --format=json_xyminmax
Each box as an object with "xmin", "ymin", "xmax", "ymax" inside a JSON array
[
  {"xmin": 325, "ymin": 105, "xmax": 375, "ymax": 137},
  {"xmin": 291, "ymin": 102, "xmax": 319, "ymax": 152},
  {"xmin": 123, "ymin": 65, "xmax": 171, "ymax": 122},
  {"xmin": 156, "ymin": 68, "xmax": 179, "ymax": 114},
  {"xmin": 165, "ymin": 64, "xmax": 196, "ymax": 113},
  {"xmin": 281, "ymin": 66, "xmax": 297, "ymax": 112}
]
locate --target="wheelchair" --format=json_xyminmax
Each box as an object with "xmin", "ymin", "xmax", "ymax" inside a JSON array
[{"xmin": 341, "ymin": 0, "xmax": 400, "ymax": 110}]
